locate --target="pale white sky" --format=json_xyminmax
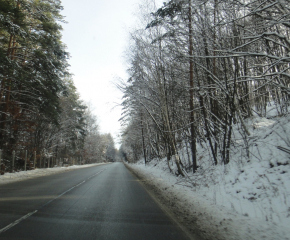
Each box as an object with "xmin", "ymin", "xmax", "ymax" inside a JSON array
[{"xmin": 60, "ymin": 0, "xmax": 162, "ymax": 146}]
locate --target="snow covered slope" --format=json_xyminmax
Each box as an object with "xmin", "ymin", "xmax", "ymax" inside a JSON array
[{"xmin": 127, "ymin": 114, "xmax": 290, "ymax": 240}]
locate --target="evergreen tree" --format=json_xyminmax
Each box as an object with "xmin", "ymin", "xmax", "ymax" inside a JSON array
[{"xmin": 0, "ymin": 0, "xmax": 68, "ymax": 167}]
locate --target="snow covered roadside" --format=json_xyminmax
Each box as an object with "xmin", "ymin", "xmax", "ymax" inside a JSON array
[
  {"xmin": 124, "ymin": 112, "xmax": 290, "ymax": 240},
  {"xmin": 127, "ymin": 162, "xmax": 289, "ymax": 240},
  {"xmin": 0, "ymin": 163, "xmax": 108, "ymax": 185}
]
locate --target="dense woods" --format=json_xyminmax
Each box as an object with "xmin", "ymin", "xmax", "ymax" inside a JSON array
[
  {"xmin": 119, "ymin": 0, "xmax": 290, "ymax": 174},
  {"xmin": 0, "ymin": 0, "xmax": 116, "ymax": 173}
]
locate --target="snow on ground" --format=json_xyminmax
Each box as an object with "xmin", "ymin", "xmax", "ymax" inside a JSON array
[
  {"xmin": 0, "ymin": 163, "xmax": 107, "ymax": 185},
  {"xmin": 127, "ymin": 113, "xmax": 290, "ymax": 240}
]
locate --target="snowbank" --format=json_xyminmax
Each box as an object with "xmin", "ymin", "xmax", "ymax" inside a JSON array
[
  {"xmin": 127, "ymin": 115, "xmax": 290, "ymax": 240},
  {"xmin": 0, "ymin": 163, "xmax": 107, "ymax": 185}
]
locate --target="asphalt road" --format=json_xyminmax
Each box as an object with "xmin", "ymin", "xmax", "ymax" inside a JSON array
[{"xmin": 0, "ymin": 162, "xmax": 191, "ymax": 240}]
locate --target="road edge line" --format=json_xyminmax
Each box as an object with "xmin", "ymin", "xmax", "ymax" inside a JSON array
[{"xmin": 124, "ymin": 162, "xmax": 202, "ymax": 240}]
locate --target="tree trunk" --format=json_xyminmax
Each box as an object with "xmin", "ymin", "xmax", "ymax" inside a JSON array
[{"xmin": 188, "ymin": 0, "xmax": 197, "ymax": 173}]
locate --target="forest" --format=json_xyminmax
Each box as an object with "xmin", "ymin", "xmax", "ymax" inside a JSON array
[
  {"xmin": 119, "ymin": 0, "xmax": 290, "ymax": 174},
  {"xmin": 0, "ymin": 0, "xmax": 116, "ymax": 174}
]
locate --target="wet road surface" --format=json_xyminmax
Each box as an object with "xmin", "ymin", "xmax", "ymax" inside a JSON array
[{"xmin": 0, "ymin": 162, "xmax": 191, "ymax": 240}]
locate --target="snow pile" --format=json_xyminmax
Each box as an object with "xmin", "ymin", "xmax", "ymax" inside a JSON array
[
  {"xmin": 128, "ymin": 114, "xmax": 290, "ymax": 240},
  {"xmin": 0, "ymin": 163, "xmax": 107, "ymax": 185}
]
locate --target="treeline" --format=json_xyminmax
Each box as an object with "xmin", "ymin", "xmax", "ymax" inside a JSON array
[
  {"xmin": 0, "ymin": 0, "xmax": 116, "ymax": 172},
  {"xmin": 119, "ymin": 0, "xmax": 290, "ymax": 175}
]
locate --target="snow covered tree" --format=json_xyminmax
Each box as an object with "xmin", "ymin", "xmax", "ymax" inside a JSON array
[
  {"xmin": 0, "ymin": 0, "xmax": 68, "ymax": 168},
  {"xmin": 119, "ymin": 0, "xmax": 290, "ymax": 174}
]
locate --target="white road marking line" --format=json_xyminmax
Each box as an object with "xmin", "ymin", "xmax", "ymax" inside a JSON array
[
  {"xmin": 40, "ymin": 169, "xmax": 104, "ymax": 208},
  {"xmin": 0, "ymin": 169, "xmax": 105, "ymax": 235},
  {"xmin": 0, "ymin": 210, "xmax": 37, "ymax": 234}
]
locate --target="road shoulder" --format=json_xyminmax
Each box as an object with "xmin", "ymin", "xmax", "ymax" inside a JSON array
[
  {"xmin": 125, "ymin": 162, "xmax": 206, "ymax": 240},
  {"xmin": 0, "ymin": 163, "xmax": 109, "ymax": 186}
]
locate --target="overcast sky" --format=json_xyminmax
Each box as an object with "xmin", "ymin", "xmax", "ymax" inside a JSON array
[{"xmin": 60, "ymin": 0, "xmax": 162, "ymax": 147}]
